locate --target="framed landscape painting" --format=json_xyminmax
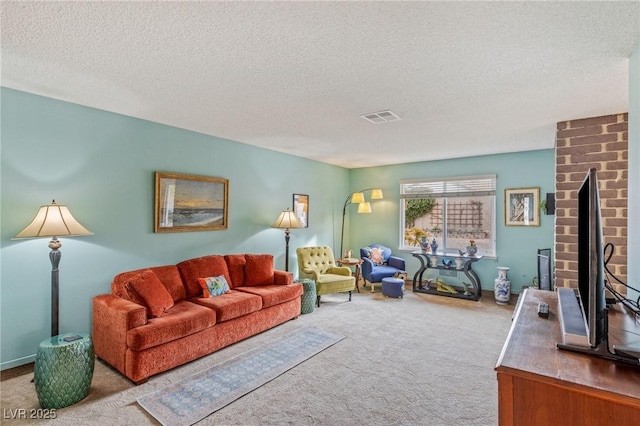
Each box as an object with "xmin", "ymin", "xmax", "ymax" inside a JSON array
[
  {"xmin": 505, "ymin": 187, "xmax": 540, "ymax": 227},
  {"xmin": 155, "ymin": 171, "xmax": 229, "ymax": 233}
]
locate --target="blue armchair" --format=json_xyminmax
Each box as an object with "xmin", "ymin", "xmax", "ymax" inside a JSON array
[{"xmin": 360, "ymin": 244, "xmax": 406, "ymax": 289}]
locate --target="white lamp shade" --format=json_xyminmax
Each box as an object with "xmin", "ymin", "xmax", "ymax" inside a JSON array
[
  {"xmin": 15, "ymin": 201, "xmax": 93, "ymax": 238},
  {"xmin": 271, "ymin": 208, "xmax": 303, "ymax": 229},
  {"xmin": 371, "ymin": 189, "xmax": 384, "ymax": 199},
  {"xmin": 357, "ymin": 202, "xmax": 372, "ymax": 213},
  {"xmin": 351, "ymin": 192, "xmax": 365, "ymax": 204}
]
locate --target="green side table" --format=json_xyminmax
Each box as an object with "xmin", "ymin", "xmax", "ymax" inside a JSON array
[
  {"xmin": 297, "ymin": 279, "xmax": 316, "ymax": 314},
  {"xmin": 34, "ymin": 332, "xmax": 95, "ymax": 409}
]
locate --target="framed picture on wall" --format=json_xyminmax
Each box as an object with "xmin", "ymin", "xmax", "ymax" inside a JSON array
[
  {"xmin": 293, "ymin": 194, "xmax": 309, "ymax": 227},
  {"xmin": 504, "ymin": 187, "xmax": 540, "ymax": 226},
  {"xmin": 155, "ymin": 171, "xmax": 229, "ymax": 233}
]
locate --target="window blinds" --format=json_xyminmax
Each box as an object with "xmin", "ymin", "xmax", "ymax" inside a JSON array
[{"xmin": 400, "ymin": 175, "xmax": 496, "ymax": 199}]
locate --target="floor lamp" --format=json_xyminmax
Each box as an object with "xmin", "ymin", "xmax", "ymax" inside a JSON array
[
  {"xmin": 340, "ymin": 188, "xmax": 383, "ymax": 257},
  {"xmin": 14, "ymin": 200, "xmax": 93, "ymax": 337},
  {"xmin": 271, "ymin": 208, "xmax": 303, "ymax": 271}
]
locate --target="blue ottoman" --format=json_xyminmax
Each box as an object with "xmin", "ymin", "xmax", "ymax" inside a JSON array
[{"xmin": 381, "ymin": 277, "xmax": 404, "ymax": 298}]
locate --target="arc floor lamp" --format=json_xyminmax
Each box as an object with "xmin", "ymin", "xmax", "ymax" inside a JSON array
[
  {"xmin": 14, "ymin": 200, "xmax": 93, "ymax": 337},
  {"xmin": 340, "ymin": 188, "xmax": 383, "ymax": 257}
]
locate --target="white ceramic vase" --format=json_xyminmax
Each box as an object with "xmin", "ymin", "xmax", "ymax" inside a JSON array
[
  {"xmin": 455, "ymin": 258, "xmax": 464, "ymax": 269},
  {"xmin": 494, "ymin": 267, "xmax": 511, "ymax": 305}
]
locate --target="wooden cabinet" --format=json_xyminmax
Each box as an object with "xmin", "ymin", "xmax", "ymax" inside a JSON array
[{"xmin": 495, "ymin": 288, "xmax": 640, "ymax": 426}]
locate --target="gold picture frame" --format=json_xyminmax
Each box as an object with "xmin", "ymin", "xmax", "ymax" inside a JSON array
[
  {"xmin": 154, "ymin": 171, "xmax": 228, "ymax": 233},
  {"xmin": 504, "ymin": 187, "xmax": 540, "ymax": 226}
]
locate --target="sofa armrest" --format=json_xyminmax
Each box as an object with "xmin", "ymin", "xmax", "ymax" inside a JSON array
[
  {"xmin": 92, "ymin": 294, "xmax": 147, "ymax": 376},
  {"xmin": 326, "ymin": 266, "xmax": 352, "ymax": 276},
  {"xmin": 388, "ymin": 256, "xmax": 406, "ymax": 270},
  {"xmin": 274, "ymin": 270, "xmax": 293, "ymax": 285}
]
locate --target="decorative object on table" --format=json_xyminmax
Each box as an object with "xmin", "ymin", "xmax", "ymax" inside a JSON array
[
  {"xmin": 430, "ymin": 254, "xmax": 438, "ymax": 266},
  {"xmin": 340, "ymin": 188, "xmax": 383, "ymax": 257},
  {"xmin": 466, "ymin": 239, "xmax": 478, "ymax": 256},
  {"xmin": 494, "ymin": 266, "xmax": 511, "ymax": 304},
  {"xmin": 34, "ymin": 333, "xmax": 94, "ymax": 409},
  {"xmin": 292, "ymin": 193, "xmax": 309, "ymax": 227},
  {"xmin": 420, "ymin": 236, "xmax": 430, "ymax": 252},
  {"xmin": 271, "ymin": 208, "xmax": 304, "ymax": 271},
  {"xmin": 14, "ymin": 200, "xmax": 93, "ymax": 337},
  {"xmin": 455, "ymin": 258, "xmax": 464, "ymax": 269},
  {"xmin": 359, "ymin": 243, "xmax": 406, "ymax": 289},
  {"xmin": 462, "ymin": 282, "xmax": 472, "ymax": 295},
  {"xmin": 436, "ymin": 279, "xmax": 457, "ymax": 294},
  {"xmin": 344, "ymin": 249, "xmax": 353, "ymax": 259},
  {"xmin": 296, "ymin": 279, "xmax": 316, "ymax": 314},
  {"xmin": 504, "ymin": 187, "xmax": 540, "ymax": 226},
  {"xmin": 137, "ymin": 327, "xmax": 345, "ymax": 426},
  {"xmin": 430, "ymin": 238, "xmax": 438, "ymax": 254},
  {"xmin": 442, "ymin": 258, "xmax": 453, "ymax": 269},
  {"xmin": 154, "ymin": 171, "xmax": 229, "ymax": 233}
]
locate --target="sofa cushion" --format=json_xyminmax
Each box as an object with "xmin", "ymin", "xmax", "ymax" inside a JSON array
[
  {"xmin": 236, "ymin": 283, "xmax": 303, "ymax": 308},
  {"xmin": 127, "ymin": 301, "xmax": 216, "ymax": 351},
  {"xmin": 363, "ymin": 246, "xmax": 385, "ymax": 265},
  {"xmin": 190, "ymin": 290, "xmax": 262, "ymax": 322},
  {"xmin": 126, "ymin": 270, "xmax": 175, "ymax": 318},
  {"xmin": 198, "ymin": 275, "xmax": 230, "ymax": 297},
  {"xmin": 224, "ymin": 254, "xmax": 246, "ymax": 288},
  {"xmin": 177, "ymin": 255, "xmax": 232, "ymax": 298},
  {"xmin": 244, "ymin": 254, "xmax": 274, "ymax": 286},
  {"xmin": 112, "ymin": 265, "xmax": 186, "ymax": 302}
]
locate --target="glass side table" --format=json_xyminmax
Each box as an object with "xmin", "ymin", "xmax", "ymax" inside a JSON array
[{"xmin": 34, "ymin": 332, "xmax": 95, "ymax": 409}]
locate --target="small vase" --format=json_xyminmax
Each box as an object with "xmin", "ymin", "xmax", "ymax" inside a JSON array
[
  {"xmin": 430, "ymin": 238, "xmax": 438, "ymax": 254},
  {"xmin": 455, "ymin": 258, "xmax": 464, "ymax": 269},
  {"xmin": 494, "ymin": 267, "xmax": 511, "ymax": 305},
  {"xmin": 420, "ymin": 236, "xmax": 429, "ymax": 252}
]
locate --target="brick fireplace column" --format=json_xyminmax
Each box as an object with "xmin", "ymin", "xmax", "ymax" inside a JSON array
[{"xmin": 555, "ymin": 113, "xmax": 628, "ymax": 295}]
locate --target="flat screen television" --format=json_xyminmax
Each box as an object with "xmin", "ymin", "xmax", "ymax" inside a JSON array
[
  {"xmin": 576, "ymin": 167, "xmax": 606, "ymax": 347},
  {"xmin": 557, "ymin": 168, "xmax": 639, "ymax": 365}
]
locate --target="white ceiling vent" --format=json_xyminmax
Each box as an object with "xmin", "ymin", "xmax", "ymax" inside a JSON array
[{"xmin": 361, "ymin": 110, "xmax": 402, "ymax": 124}]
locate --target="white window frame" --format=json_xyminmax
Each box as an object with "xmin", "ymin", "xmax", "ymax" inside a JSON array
[{"xmin": 399, "ymin": 174, "xmax": 496, "ymax": 257}]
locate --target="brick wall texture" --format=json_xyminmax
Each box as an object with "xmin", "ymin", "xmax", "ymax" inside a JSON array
[{"xmin": 555, "ymin": 113, "xmax": 628, "ymax": 295}]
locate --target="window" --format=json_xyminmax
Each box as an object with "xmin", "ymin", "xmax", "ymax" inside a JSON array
[{"xmin": 400, "ymin": 175, "xmax": 496, "ymax": 257}]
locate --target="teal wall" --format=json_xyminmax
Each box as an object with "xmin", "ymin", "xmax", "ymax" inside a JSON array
[
  {"xmin": 1, "ymin": 88, "xmax": 555, "ymax": 370},
  {"xmin": 0, "ymin": 88, "xmax": 349, "ymax": 369},
  {"xmin": 346, "ymin": 150, "xmax": 555, "ymax": 295}
]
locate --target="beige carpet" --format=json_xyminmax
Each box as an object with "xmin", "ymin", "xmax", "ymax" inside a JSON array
[{"xmin": 0, "ymin": 285, "xmax": 514, "ymax": 425}]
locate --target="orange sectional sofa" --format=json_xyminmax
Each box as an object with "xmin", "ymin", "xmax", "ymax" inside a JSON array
[{"xmin": 92, "ymin": 253, "xmax": 302, "ymax": 384}]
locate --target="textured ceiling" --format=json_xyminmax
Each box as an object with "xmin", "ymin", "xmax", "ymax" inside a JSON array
[{"xmin": 2, "ymin": 1, "xmax": 639, "ymax": 169}]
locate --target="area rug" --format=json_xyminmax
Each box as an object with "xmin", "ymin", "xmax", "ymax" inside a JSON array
[{"xmin": 137, "ymin": 326, "xmax": 345, "ymax": 425}]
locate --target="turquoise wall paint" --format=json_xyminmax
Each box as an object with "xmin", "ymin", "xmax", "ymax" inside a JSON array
[
  {"xmin": 0, "ymin": 87, "xmax": 556, "ymax": 370},
  {"xmin": 0, "ymin": 88, "xmax": 349, "ymax": 369},
  {"xmin": 346, "ymin": 150, "xmax": 556, "ymax": 295}
]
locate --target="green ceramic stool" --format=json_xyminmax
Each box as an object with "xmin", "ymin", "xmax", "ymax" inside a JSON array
[
  {"xmin": 298, "ymin": 279, "xmax": 316, "ymax": 314},
  {"xmin": 34, "ymin": 332, "xmax": 95, "ymax": 409}
]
